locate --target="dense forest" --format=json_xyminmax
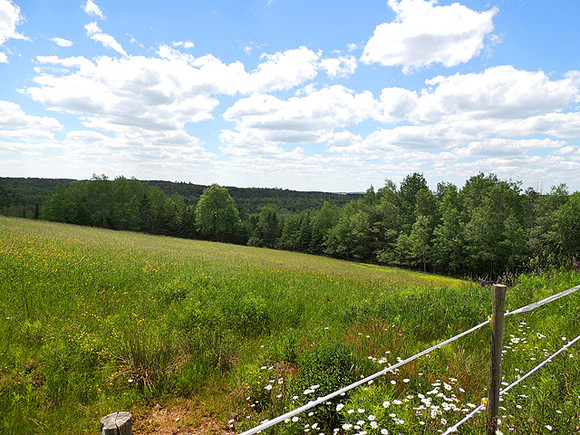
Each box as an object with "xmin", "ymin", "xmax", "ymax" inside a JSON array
[
  {"xmin": 2, "ymin": 173, "xmax": 579, "ymax": 278},
  {"xmin": 0, "ymin": 177, "xmax": 361, "ymax": 219}
]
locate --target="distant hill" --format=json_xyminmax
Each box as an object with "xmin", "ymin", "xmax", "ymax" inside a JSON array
[{"xmin": 0, "ymin": 177, "xmax": 363, "ymax": 218}]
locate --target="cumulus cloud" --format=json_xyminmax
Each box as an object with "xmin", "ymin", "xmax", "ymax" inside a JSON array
[
  {"xmin": 50, "ymin": 37, "xmax": 73, "ymax": 47},
  {"xmin": 83, "ymin": 0, "xmax": 106, "ymax": 20},
  {"xmin": 416, "ymin": 66, "xmax": 578, "ymax": 122},
  {"xmin": 0, "ymin": 100, "xmax": 62, "ymax": 131},
  {"xmin": 223, "ymin": 85, "xmax": 376, "ymax": 148},
  {"xmin": 0, "ymin": 0, "xmax": 26, "ymax": 61},
  {"xmin": 320, "ymin": 55, "xmax": 357, "ymax": 78},
  {"xmin": 250, "ymin": 46, "xmax": 320, "ymax": 92},
  {"xmin": 85, "ymin": 22, "xmax": 127, "ymax": 56},
  {"xmin": 361, "ymin": 0, "xmax": 497, "ymax": 73},
  {"xmin": 172, "ymin": 40, "xmax": 194, "ymax": 49}
]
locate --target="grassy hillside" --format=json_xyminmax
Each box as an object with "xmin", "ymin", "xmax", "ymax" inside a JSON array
[{"xmin": 0, "ymin": 217, "xmax": 578, "ymax": 434}]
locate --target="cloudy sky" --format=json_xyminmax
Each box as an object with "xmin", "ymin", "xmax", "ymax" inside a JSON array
[{"xmin": 0, "ymin": 0, "xmax": 579, "ymax": 192}]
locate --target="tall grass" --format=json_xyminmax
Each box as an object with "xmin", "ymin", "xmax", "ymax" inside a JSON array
[{"xmin": 0, "ymin": 216, "xmax": 578, "ymax": 434}]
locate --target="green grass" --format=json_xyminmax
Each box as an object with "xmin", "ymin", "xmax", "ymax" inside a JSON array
[{"xmin": 0, "ymin": 216, "xmax": 579, "ymax": 434}]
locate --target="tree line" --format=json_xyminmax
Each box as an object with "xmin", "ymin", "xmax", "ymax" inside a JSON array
[{"xmin": 16, "ymin": 173, "xmax": 580, "ymax": 278}]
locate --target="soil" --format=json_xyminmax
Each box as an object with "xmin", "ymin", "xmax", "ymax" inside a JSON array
[{"xmin": 132, "ymin": 400, "xmax": 234, "ymax": 435}]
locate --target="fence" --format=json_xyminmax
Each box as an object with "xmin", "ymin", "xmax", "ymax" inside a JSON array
[{"xmin": 240, "ymin": 283, "xmax": 580, "ymax": 435}]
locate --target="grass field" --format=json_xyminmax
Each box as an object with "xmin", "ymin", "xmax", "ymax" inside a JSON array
[{"xmin": 0, "ymin": 216, "xmax": 579, "ymax": 434}]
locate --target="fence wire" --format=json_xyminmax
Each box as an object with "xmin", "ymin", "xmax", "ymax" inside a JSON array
[
  {"xmin": 442, "ymin": 332, "xmax": 580, "ymax": 434},
  {"xmin": 241, "ymin": 283, "xmax": 580, "ymax": 435}
]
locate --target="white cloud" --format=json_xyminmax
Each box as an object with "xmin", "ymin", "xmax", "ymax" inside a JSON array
[
  {"xmin": 457, "ymin": 138, "xmax": 568, "ymax": 158},
  {"xmin": 172, "ymin": 40, "xmax": 194, "ymax": 49},
  {"xmin": 361, "ymin": 0, "xmax": 498, "ymax": 73},
  {"xmin": 223, "ymin": 85, "xmax": 376, "ymax": 146},
  {"xmin": 320, "ymin": 55, "xmax": 357, "ymax": 78},
  {"xmin": 0, "ymin": 0, "xmax": 26, "ymax": 61},
  {"xmin": 85, "ymin": 22, "xmax": 126, "ymax": 56},
  {"xmin": 250, "ymin": 46, "xmax": 320, "ymax": 92},
  {"xmin": 0, "ymin": 100, "xmax": 62, "ymax": 131},
  {"xmin": 416, "ymin": 66, "xmax": 578, "ymax": 122},
  {"xmin": 27, "ymin": 46, "xmax": 323, "ymax": 135},
  {"xmin": 50, "ymin": 37, "xmax": 73, "ymax": 47},
  {"xmin": 374, "ymin": 87, "xmax": 418, "ymax": 123},
  {"xmin": 83, "ymin": 0, "xmax": 106, "ymax": 20}
]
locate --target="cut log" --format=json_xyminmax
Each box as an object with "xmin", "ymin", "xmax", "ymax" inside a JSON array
[{"xmin": 100, "ymin": 411, "xmax": 132, "ymax": 435}]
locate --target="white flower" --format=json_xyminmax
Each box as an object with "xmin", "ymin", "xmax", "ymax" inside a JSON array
[
  {"xmin": 545, "ymin": 425, "xmax": 552, "ymax": 431},
  {"xmin": 368, "ymin": 414, "xmax": 376, "ymax": 421},
  {"xmin": 403, "ymin": 378, "xmax": 410, "ymax": 383},
  {"xmin": 381, "ymin": 429, "xmax": 389, "ymax": 435},
  {"xmin": 342, "ymin": 423, "xmax": 353, "ymax": 431},
  {"xmin": 336, "ymin": 403, "xmax": 345, "ymax": 412},
  {"xmin": 265, "ymin": 384, "xmax": 272, "ymax": 390},
  {"xmin": 370, "ymin": 421, "xmax": 378, "ymax": 429},
  {"xmin": 292, "ymin": 416, "xmax": 299, "ymax": 422},
  {"xmin": 382, "ymin": 401, "xmax": 390, "ymax": 408},
  {"xmin": 357, "ymin": 408, "xmax": 365, "ymax": 413}
]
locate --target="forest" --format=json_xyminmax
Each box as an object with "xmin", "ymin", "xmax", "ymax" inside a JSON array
[{"xmin": 1, "ymin": 173, "xmax": 579, "ymax": 279}]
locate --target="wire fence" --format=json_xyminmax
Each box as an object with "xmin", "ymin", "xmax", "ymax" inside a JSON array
[
  {"xmin": 442, "ymin": 332, "xmax": 580, "ymax": 434},
  {"xmin": 240, "ymin": 283, "xmax": 580, "ymax": 435}
]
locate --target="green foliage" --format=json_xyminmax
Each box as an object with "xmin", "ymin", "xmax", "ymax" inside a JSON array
[
  {"xmin": 3, "ymin": 172, "xmax": 579, "ymax": 278},
  {"xmin": 195, "ymin": 184, "xmax": 244, "ymax": 242},
  {"xmin": 0, "ymin": 217, "xmax": 578, "ymax": 433}
]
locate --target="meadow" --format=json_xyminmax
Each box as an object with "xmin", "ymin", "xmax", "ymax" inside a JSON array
[{"xmin": 0, "ymin": 216, "xmax": 578, "ymax": 434}]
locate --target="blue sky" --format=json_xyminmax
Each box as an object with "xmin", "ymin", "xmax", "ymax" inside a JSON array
[{"xmin": 0, "ymin": 0, "xmax": 579, "ymax": 192}]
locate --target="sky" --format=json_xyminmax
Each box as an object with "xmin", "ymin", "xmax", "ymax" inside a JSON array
[{"xmin": 0, "ymin": 0, "xmax": 579, "ymax": 193}]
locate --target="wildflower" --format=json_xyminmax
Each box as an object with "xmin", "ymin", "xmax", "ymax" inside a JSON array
[
  {"xmin": 265, "ymin": 384, "xmax": 272, "ymax": 390},
  {"xmin": 370, "ymin": 421, "xmax": 378, "ymax": 429},
  {"xmin": 381, "ymin": 429, "xmax": 389, "ymax": 435},
  {"xmin": 336, "ymin": 404, "xmax": 345, "ymax": 412},
  {"xmin": 403, "ymin": 378, "xmax": 410, "ymax": 383},
  {"xmin": 342, "ymin": 423, "xmax": 353, "ymax": 431},
  {"xmin": 382, "ymin": 401, "xmax": 390, "ymax": 408},
  {"xmin": 292, "ymin": 416, "xmax": 299, "ymax": 422},
  {"xmin": 357, "ymin": 408, "xmax": 365, "ymax": 413},
  {"xmin": 368, "ymin": 415, "xmax": 376, "ymax": 421},
  {"xmin": 545, "ymin": 425, "xmax": 552, "ymax": 431}
]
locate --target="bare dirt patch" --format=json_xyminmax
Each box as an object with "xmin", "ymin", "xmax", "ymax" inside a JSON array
[{"xmin": 132, "ymin": 400, "xmax": 233, "ymax": 435}]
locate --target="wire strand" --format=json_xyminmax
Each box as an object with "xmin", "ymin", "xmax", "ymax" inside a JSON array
[
  {"xmin": 240, "ymin": 320, "xmax": 490, "ymax": 435},
  {"xmin": 442, "ymin": 332, "xmax": 580, "ymax": 434},
  {"xmin": 241, "ymin": 283, "xmax": 580, "ymax": 435}
]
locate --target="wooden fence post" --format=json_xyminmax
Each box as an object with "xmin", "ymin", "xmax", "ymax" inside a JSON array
[
  {"xmin": 100, "ymin": 411, "xmax": 132, "ymax": 435},
  {"xmin": 486, "ymin": 284, "xmax": 507, "ymax": 435}
]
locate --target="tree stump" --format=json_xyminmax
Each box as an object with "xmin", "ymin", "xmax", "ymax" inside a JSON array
[{"xmin": 100, "ymin": 412, "xmax": 132, "ymax": 435}]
